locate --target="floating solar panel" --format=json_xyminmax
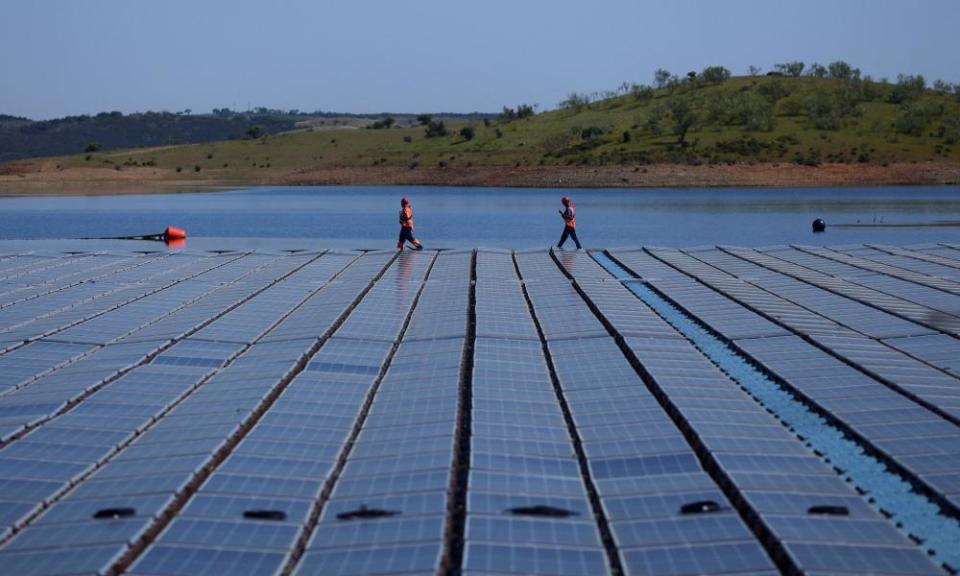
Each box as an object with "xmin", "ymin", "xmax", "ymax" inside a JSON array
[{"xmin": 0, "ymin": 246, "xmax": 954, "ymax": 575}]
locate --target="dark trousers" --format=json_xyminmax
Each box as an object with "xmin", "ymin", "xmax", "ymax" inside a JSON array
[
  {"xmin": 398, "ymin": 227, "xmax": 421, "ymax": 249},
  {"xmin": 557, "ymin": 226, "xmax": 581, "ymax": 249}
]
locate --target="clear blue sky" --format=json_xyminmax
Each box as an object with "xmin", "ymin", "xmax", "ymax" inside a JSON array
[{"xmin": 3, "ymin": 0, "xmax": 958, "ymax": 119}]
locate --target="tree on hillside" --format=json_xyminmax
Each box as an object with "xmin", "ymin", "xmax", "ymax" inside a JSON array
[
  {"xmin": 748, "ymin": 65, "xmax": 763, "ymax": 76},
  {"xmin": 704, "ymin": 91, "xmax": 730, "ymax": 124},
  {"xmin": 666, "ymin": 98, "xmax": 698, "ymax": 146},
  {"xmin": 416, "ymin": 114, "xmax": 432, "ymax": 126},
  {"xmin": 459, "ymin": 126, "xmax": 475, "ymax": 141},
  {"xmin": 828, "ymin": 61, "xmax": 859, "ymax": 80},
  {"xmin": 774, "ymin": 61, "xmax": 805, "ymax": 77},
  {"xmin": 756, "ymin": 78, "xmax": 790, "ymax": 102},
  {"xmin": 700, "ymin": 66, "xmax": 731, "ymax": 84},
  {"xmin": 499, "ymin": 104, "xmax": 535, "ymax": 121},
  {"xmin": 807, "ymin": 63, "xmax": 828, "ymax": 78},
  {"xmin": 516, "ymin": 104, "xmax": 536, "ymax": 118},
  {"xmin": 805, "ymin": 92, "xmax": 844, "ymax": 130},
  {"xmin": 246, "ymin": 125, "xmax": 263, "ymax": 139},
  {"xmin": 933, "ymin": 79, "xmax": 953, "ymax": 94},
  {"xmin": 654, "ymin": 68, "xmax": 672, "ymax": 88},
  {"xmin": 560, "ymin": 92, "xmax": 591, "ymax": 112},
  {"xmin": 83, "ymin": 142, "xmax": 102, "ymax": 153},
  {"xmin": 424, "ymin": 120, "xmax": 448, "ymax": 138},
  {"xmin": 940, "ymin": 112, "xmax": 960, "ymax": 144},
  {"xmin": 630, "ymin": 84, "xmax": 655, "ymax": 101},
  {"xmin": 643, "ymin": 104, "xmax": 666, "ymax": 136},
  {"xmin": 369, "ymin": 117, "xmax": 395, "ymax": 129},
  {"xmin": 888, "ymin": 74, "xmax": 927, "ymax": 103},
  {"xmin": 715, "ymin": 92, "xmax": 776, "ymax": 132},
  {"xmin": 744, "ymin": 96, "xmax": 776, "ymax": 131},
  {"xmin": 895, "ymin": 103, "xmax": 932, "ymax": 136}
]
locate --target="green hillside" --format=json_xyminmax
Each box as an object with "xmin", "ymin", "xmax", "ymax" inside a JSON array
[
  {"xmin": 0, "ymin": 110, "xmax": 493, "ymax": 163},
  {"xmin": 44, "ymin": 71, "xmax": 960, "ymax": 179}
]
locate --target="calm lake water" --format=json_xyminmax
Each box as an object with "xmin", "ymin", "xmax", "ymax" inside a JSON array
[{"xmin": 2, "ymin": 186, "xmax": 960, "ymax": 249}]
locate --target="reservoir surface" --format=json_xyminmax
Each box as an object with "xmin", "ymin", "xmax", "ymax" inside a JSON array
[{"xmin": 2, "ymin": 186, "xmax": 960, "ymax": 248}]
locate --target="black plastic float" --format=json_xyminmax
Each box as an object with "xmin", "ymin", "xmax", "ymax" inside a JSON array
[
  {"xmin": 680, "ymin": 500, "xmax": 723, "ymax": 515},
  {"xmin": 507, "ymin": 505, "xmax": 578, "ymax": 518},
  {"xmin": 93, "ymin": 507, "xmax": 136, "ymax": 519},
  {"xmin": 336, "ymin": 506, "xmax": 400, "ymax": 521},
  {"xmin": 243, "ymin": 510, "xmax": 287, "ymax": 521}
]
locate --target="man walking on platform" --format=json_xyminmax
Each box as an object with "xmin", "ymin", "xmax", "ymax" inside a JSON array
[
  {"xmin": 557, "ymin": 196, "xmax": 581, "ymax": 249},
  {"xmin": 397, "ymin": 197, "xmax": 423, "ymax": 250}
]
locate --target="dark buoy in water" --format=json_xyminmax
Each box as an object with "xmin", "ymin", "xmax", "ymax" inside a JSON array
[{"xmin": 812, "ymin": 218, "xmax": 826, "ymax": 233}]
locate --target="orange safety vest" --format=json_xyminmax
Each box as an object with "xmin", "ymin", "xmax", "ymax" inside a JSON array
[
  {"xmin": 399, "ymin": 206, "xmax": 414, "ymax": 229},
  {"xmin": 562, "ymin": 205, "xmax": 576, "ymax": 228}
]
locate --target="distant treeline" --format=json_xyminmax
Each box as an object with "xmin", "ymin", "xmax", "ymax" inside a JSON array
[{"xmin": 0, "ymin": 109, "xmax": 494, "ymax": 162}]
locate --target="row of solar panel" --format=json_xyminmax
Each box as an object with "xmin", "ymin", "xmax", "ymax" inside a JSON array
[
  {"xmin": 608, "ymin": 250, "xmax": 960, "ymax": 517},
  {"xmin": 862, "ymin": 244, "xmax": 960, "ymax": 278},
  {"xmin": 0, "ymin": 254, "xmax": 162, "ymax": 311},
  {"xmin": 637, "ymin": 248, "xmax": 960, "ymax": 423},
  {"xmin": 515, "ymin": 251, "xmax": 778, "ymax": 575},
  {"xmin": 296, "ymin": 251, "xmax": 464, "ymax": 576},
  {"xmin": 332, "ymin": 252, "xmax": 435, "ymax": 344},
  {"xmin": 0, "ymin": 254, "xmax": 346, "ymax": 443},
  {"xmin": 678, "ymin": 248, "xmax": 960, "ymax": 417},
  {"xmin": 0, "ymin": 252, "xmax": 386, "ymax": 575},
  {"xmin": 737, "ymin": 336, "xmax": 960, "ymax": 511},
  {"xmin": 801, "ymin": 245, "xmax": 960, "ymax": 292},
  {"xmin": 751, "ymin": 246, "xmax": 960, "ymax": 339},
  {"xmin": 561, "ymin": 250, "xmax": 942, "ymax": 575},
  {"xmin": 126, "ymin": 337, "xmax": 377, "ymax": 575},
  {"xmin": 134, "ymin": 251, "xmax": 426, "ymax": 575},
  {"xmin": 0, "ymin": 254, "xmax": 62, "ymax": 277},
  {"xmin": 884, "ymin": 333, "xmax": 960, "ymax": 379},
  {"xmin": 625, "ymin": 248, "xmax": 960, "ymax": 437},
  {"xmin": 474, "ymin": 252, "xmax": 539, "ymax": 342},
  {"xmin": 696, "ymin": 247, "xmax": 932, "ymax": 339},
  {"xmin": 0, "ymin": 253, "xmax": 258, "ymax": 349},
  {"xmin": 468, "ymin": 251, "xmax": 609, "ymax": 576},
  {"xmin": 0, "ymin": 252, "xmax": 343, "ymax": 388},
  {"xmin": 130, "ymin": 252, "xmax": 405, "ymax": 574},
  {"xmin": 770, "ymin": 247, "xmax": 960, "ymax": 321},
  {"xmin": 0, "ymin": 253, "xmax": 116, "ymax": 285},
  {"xmin": 646, "ymin": 248, "xmax": 855, "ymax": 338},
  {"xmin": 773, "ymin": 246, "xmax": 960, "ymax": 369}
]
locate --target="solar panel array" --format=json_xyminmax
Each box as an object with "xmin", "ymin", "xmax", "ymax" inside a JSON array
[
  {"xmin": 612, "ymin": 246, "xmax": 960, "ymax": 522},
  {"xmin": 0, "ymin": 244, "xmax": 957, "ymax": 575}
]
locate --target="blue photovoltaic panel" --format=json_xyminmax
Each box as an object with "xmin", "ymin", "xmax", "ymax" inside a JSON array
[{"xmin": 0, "ymin": 246, "xmax": 952, "ymax": 576}]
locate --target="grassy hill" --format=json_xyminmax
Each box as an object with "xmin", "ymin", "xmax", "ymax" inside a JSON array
[
  {"xmin": 0, "ymin": 110, "xmax": 493, "ymax": 163},
  {"xmin": 5, "ymin": 73, "xmax": 960, "ymax": 190}
]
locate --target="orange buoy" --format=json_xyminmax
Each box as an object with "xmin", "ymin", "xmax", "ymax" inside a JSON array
[{"xmin": 164, "ymin": 226, "xmax": 187, "ymax": 240}]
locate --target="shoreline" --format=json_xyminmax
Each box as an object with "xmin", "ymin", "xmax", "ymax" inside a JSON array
[{"xmin": 2, "ymin": 161, "xmax": 959, "ymax": 196}]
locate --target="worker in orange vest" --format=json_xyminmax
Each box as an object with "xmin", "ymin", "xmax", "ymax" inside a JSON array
[
  {"xmin": 397, "ymin": 197, "xmax": 423, "ymax": 250},
  {"xmin": 557, "ymin": 196, "xmax": 581, "ymax": 249}
]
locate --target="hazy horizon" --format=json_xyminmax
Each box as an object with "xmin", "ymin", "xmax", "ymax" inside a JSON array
[{"xmin": 4, "ymin": 0, "xmax": 959, "ymax": 120}]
